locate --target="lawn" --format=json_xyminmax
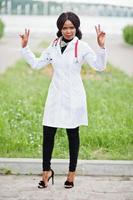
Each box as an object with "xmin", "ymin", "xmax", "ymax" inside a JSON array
[{"xmin": 0, "ymin": 51, "xmax": 133, "ymax": 160}]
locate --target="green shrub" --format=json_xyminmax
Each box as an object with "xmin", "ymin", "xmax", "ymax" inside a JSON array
[
  {"xmin": 0, "ymin": 18, "xmax": 4, "ymax": 39},
  {"xmin": 123, "ymin": 25, "xmax": 133, "ymax": 45}
]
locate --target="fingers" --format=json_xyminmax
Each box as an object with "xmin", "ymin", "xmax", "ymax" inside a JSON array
[
  {"xmin": 95, "ymin": 24, "xmax": 101, "ymax": 35},
  {"xmin": 19, "ymin": 34, "xmax": 24, "ymax": 39},
  {"xmin": 99, "ymin": 32, "xmax": 106, "ymax": 37},
  {"xmin": 98, "ymin": 24, "xmax": 100, "ymax": 32},
  {"xmin": 95, "ymin": 25, "xmax": 98, "ymax": 34},
  {"xmin": 19, "ymin": 28, "xmax": 30, "ymax": 40},
  {"xmin": 27, "ymin": 29, "xmax": 30, "ymax": 37},
  {"xmin": 25, "ymin": 28, "xmax": 30, "ymax": 37}
]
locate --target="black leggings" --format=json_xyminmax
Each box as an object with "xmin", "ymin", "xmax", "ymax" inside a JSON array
[{"xmin": 43, "ymin": 126, "xmax": 80, "ymax": 172}]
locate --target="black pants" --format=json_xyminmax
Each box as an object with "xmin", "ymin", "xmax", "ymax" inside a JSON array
[{"xmin": 43, "ymin": 126, "xmax": 80, "ymax": 172}]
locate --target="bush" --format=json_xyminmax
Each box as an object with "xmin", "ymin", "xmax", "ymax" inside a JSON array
[
  {"xmin": 0, "ymin": 18, "xmax": 4, "ymax": 39},
  {"xmin": 123, "ymin": 25, "xmax": 133, "ymax": 45}
]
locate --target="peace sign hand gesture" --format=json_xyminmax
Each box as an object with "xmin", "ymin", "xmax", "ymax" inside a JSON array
[
  {"xmin": 95, "ymin": 24, "xmax": 106, "ymax": 48},
  {"xmin": 19, "ymin": 28, "xmax": 30, "ymax": 48}
]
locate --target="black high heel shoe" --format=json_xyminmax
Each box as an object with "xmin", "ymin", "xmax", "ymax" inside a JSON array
[
  {"xmin": 64, "ymin": 180, "xmax": 74, "ymax": 189},
  {"xmin": 38, "ymin": 169, "xmax": 54, "ymax": 189},
  {"xmin": 64, "ymin": 171, "xmax": 75, "ymax": 189}
]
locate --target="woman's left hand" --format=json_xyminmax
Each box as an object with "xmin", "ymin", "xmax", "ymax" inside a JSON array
[{"xmin": 95, "ymin": 24, "xmax": 106, "ymax": 48}]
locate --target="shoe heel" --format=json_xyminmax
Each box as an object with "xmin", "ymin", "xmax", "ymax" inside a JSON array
[
  {"xmin": 38, "ymin": 169, "xmax": 55, "ymax": 189},
  {"xmin": 51, "ymin": 169, "xmax": 54, "ymax": 185},
  {"xmin": 52, "ymin": 175, "xmax": 54, "ymax": 185},
  {"xmin": 48, "ymin": 169, "xmax": 54, "ymax": 185}
]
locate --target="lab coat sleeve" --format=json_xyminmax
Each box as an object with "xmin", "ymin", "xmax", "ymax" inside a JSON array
[
  {"xmin": 83, "ymin": 43, "xmax": 107, "ymax": 71},
  {"xmin": 20, "ymin": 45, "xmax": 52, "ymax": 69}
]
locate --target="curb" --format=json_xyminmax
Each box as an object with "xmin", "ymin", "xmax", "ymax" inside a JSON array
[{"xmin": 0, "ymin": 158, "xmax": 133, "ymax": 176}]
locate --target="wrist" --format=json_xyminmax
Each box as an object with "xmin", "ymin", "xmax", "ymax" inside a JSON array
[
  {"xmin": 22, "ymin": 42, "xmax": 28, "ymax": 48},
  {"xmin": 22, "ymin": 44, "xmax": 27, "ymax": 48},
  {"xmin": 100, "ymin": 46, "xmax": 105, "ymax": 49}
]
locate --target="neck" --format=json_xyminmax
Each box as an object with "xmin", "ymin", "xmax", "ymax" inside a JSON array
[{"xmin": 62, "ymin": 37, "xmax": 74, "ymax": 43}]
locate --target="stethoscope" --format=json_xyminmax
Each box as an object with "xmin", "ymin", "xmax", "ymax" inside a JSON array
[{"xmin": 52, "ymin": 37, "xmax": 79, "ymax": 64}]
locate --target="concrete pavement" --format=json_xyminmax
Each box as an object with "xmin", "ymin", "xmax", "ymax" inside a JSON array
[
  {"xmin": 103, "ymin": 34, "xmax": 133, "ymax": 76},
  {"xmin": 0, "ymin": 158, "xmax": 133, "ymax": 200},
  {"xmin": 0, "ymin": 34, "xmax": 20, "ymax": 73},
  {"xmin": 0, "ymin": 174, "xmax": 133, "ymax": 200},
  {"xmin": 0, "ymin": 158, "xmax": 133, "ymax": 176}
]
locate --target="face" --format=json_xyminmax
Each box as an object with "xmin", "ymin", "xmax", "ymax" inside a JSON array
[{"xmin": 61, "ymin": 20, "xmax": 76, "ymax": 40}]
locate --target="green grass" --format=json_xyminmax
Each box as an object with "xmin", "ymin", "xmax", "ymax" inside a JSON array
[
  {"xmin": 81, "ymin": 65, "xmax": 133, "ymax": 160},
  {"xmin": 0, "ymin": 58, "xmax": 133, "ymax": 160}
]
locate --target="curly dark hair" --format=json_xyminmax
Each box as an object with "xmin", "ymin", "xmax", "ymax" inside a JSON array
[{"xmin": 56, "ymin": 11, "xmax": 82, "ymax": 40}]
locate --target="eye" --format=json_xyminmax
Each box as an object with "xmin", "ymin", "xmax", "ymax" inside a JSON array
[
  {"xmin": 62, "ymin": 27, "xmax": 67, "ymax": 30},
  {"xmin": 62, "ymin": 26, "xmax": 75, "ymax": 30}
]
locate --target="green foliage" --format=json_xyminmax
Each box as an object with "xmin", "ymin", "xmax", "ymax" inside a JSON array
[
  {"xmin": 0, "ymin": 60, "xmax": 133, "ymax": 160},
  {"xmin": 0, "ymin": 168, "xmax": 12, "ymax": 175},
  {"xmin": 123, "ymin": 25, "xmax": 133, "ymax": 45},
  {"xmin": 0, "ymin": 18, "xmax": 4, "ymax": 39}
]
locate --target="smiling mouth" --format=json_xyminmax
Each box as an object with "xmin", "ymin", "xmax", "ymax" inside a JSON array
[{"xmin": 66, "ymin": 35, "xmax": 72, "ymax": 37}]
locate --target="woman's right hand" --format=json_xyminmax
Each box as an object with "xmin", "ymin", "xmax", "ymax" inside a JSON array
[{"xmin": 19, "ymin": 28, "xmax": 30, "ymax": 48}]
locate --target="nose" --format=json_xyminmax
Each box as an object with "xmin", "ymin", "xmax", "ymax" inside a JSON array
[{"xmin": 66, "ymin": 29, "xmax": 71, "ymax": 34}]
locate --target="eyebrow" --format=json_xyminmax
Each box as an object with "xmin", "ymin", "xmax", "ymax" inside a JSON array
[{"xmin": 63, "ymin": 25, "xmax": 75, "ymax": 28}]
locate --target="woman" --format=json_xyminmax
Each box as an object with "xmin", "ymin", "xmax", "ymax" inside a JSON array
[{"xmin": 20, "ymin": 11, "xmax": 107, "ymax": 189}]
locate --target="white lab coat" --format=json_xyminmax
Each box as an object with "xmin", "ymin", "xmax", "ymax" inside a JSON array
[{"xmin": 21, "ymin": 36, "xmax": 107, "ymax": 128}]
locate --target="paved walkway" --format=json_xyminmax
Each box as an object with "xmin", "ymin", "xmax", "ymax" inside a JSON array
[
  {"xmin": 0, "ymin": 33, "xmax": 133, "ymax": 76},
  {"xmin": 0, "ymin": 175, "xmax": 133, "ymax": 200},
  {"xmin": 105, "ymin": 34, "xmax": 133, "ymax": 76}
]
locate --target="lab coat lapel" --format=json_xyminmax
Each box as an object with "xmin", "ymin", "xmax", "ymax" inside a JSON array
[
  {"xmin": 55, "ymin": 37, "xmax": 62, "ymax": 56},
  {"xmin": 64, "ymin": 36, "xmax": 78, "ymax": 54},
  {"xmin": 56, "ymin": 36, "xmax": 78, "ymax": 55}
]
